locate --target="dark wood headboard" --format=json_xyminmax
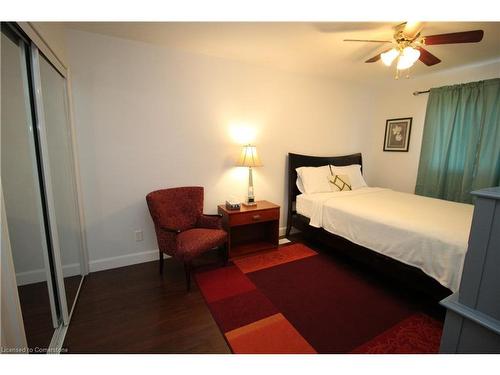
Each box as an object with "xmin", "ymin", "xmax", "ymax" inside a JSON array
[{"xmin": 286, "ymin": 152, "xmax": 362, "ymax": 234}]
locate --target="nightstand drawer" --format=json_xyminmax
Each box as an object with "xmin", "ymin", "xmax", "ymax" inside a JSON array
[{"xmin": 230, "ymin": 208, "xmax": 279, "ymax": 227}]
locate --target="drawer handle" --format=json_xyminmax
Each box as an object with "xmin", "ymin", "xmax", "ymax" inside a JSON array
[{"xmin": 252, "ymin": 214, "xmax": 261, "ymax": 220}]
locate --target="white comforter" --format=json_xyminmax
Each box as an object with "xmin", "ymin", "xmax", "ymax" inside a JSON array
[{"xmin": 298, "ymin": 187, "xmax": 474, "ymax": 292}]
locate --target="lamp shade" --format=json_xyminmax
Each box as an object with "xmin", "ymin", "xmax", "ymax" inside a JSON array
[
  {"xmin": 381, "ymin": 48, "xmax": 399, "ymax": 66},
  {"xmin": 397, "ymin": 47, "xmax": 420, "ymax": 70},
  {"xmin": 236, "ymin": 145, "xmax": 262, "ymax": 167}
]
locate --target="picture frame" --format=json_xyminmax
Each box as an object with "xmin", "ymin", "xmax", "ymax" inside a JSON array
[{"xmin": 383, "ymin": 117, "xmax": 412, "ymax": 152}]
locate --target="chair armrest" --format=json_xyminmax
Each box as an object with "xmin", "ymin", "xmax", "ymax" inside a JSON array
[
  {"xmin": 197, "ymin": 214, "xmax": 223, "ymax": 229},
  {"xmin": 159, "ymin": 225, "xmax": 182, "ymax": 234}
]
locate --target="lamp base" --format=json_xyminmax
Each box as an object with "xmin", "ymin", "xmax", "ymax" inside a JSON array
[
  {"xmin": 242, "ymin": 197, "xmax": 257, "ymax": 207},
  {"xmin": 242, "ymin": 201, "xmax": 257, "ymax": 207},
  {"xmin": 244, "ymin": 168, "xmax": 257, "ymax": 207}
]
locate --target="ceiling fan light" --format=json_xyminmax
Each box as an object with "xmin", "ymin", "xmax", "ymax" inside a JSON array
[
  {"xmin": 397, "ymin": 55, "xmax": 413, "ymax": 70},
  {"xmin": 381, "ymin": 48, "xmax": 399, "ymax": 66},
  {"xmin": 403, "ymin": 46, "xmax": 421, "ymax": 64},
  {"xmin": 397, "ymin": 47, "xmax": 421, "ymax": 70}
]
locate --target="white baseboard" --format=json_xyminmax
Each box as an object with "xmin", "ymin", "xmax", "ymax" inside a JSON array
[
  {"xmin": 88, "ymin": 249, "xmax": 161, "ymax": 273},
  {"xmin": 16, "ymin": 263, "xmax": 81, "ymax": 286},
  {"xmin": 16, "ymin": 252, "xmax": 161, "ymax": 285},
  {"xmin": 279, "ymin": 226, "xmax": 287, "ymax": 237}
]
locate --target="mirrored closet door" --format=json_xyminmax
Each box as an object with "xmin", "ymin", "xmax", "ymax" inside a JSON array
[
  {"xmin": 1, "ymin": 25, "xmax": 60, "ymax": 351},
  {"xmin": 1, "ymin": 22, "xmax": 86, "ymax": 351},
  {"xmin": 37, "ymin": 53, "xmax": 86, "ymax": 315}
]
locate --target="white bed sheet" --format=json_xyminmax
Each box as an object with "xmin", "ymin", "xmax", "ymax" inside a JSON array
[{"xmin": 296, "ymin": 188, "xmax": 474, "ymax": 292}]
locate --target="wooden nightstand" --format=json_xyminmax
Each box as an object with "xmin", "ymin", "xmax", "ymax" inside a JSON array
[{"xmin": 218, "ymin": 200, "xmax": 280, "ymax": 259}]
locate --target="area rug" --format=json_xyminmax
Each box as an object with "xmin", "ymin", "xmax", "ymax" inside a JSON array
[{"xmin": 194, "ymin": 243, "xmax": 443, "ymax": 354}]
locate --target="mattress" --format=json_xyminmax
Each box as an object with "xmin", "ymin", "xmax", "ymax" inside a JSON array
[{"xmin": 295, "ymin": 187, "xmax": 474, "ymax": 292}]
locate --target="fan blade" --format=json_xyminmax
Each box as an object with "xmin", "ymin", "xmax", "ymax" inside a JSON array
[
  {"xmin": 365, "ymin": 49, "xmax": 391, "ymax": 63},
  {"xmin": 393, "ymin": 22, "xmax": 407, "ymax": 30},
  {"xmin": 344, "ymin": 39, "xmax": 391, "ymax": 43},
  {"xmin": 418, "ymin": 47, "xmax": 441, "ymax": 66},
  {"xmin": 424, "ymin": 30, "xmax": 484, "ymax": 45},
  {"xmin": 402, "ymin": 21, "xmax": 425, "ymax": 40}
]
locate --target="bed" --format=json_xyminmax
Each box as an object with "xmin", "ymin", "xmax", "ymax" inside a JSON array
[{"xmin": 286, "ymin": 152, "xmax": 474, "ymax": 298}]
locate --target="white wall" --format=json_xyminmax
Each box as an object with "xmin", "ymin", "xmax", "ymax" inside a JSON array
[
  {"xmin": 363, "ymin": 60, "xmax": 500, "ymax": 193},
  {"xmin": 66, "ymin": 29, "xmax": 374, "ymax": 269}
]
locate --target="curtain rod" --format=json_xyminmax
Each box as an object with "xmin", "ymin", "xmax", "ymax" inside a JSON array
[{"xmin": 413, "ymin": 90, "xmax": 430, "ymax": 96}]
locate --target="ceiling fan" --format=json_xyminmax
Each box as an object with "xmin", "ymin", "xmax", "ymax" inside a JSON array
[{"xmin": 344, "ymin": 22, "xmax": 484, "ymax": 78}]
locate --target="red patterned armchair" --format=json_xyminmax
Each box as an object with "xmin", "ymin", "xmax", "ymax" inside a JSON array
[{"xmin": 146, "ymin": 186, "xmax": 228, "ymax": 290}]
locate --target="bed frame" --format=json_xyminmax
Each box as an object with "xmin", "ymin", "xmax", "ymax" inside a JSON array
[{"xmin": 286, "ymin": 152, "xmax": 451, "ymax": 300}]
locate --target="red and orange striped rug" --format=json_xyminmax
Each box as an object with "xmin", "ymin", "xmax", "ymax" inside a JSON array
[{"xmin": 195, "ymin": 243, "xmax": 443, "ymax": 354}]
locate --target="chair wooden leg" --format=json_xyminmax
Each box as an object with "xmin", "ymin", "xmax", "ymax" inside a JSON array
[
  {"xmin": 159, "ymin": 251, "xmax": 164, "ymax": 275},
  {"xmin": 218, "ymin": 242, "xmax": 229, "ymax": 266},
  {"xmin": 184, "ymin": 261, "xmax": 192, "ymax": 291}
]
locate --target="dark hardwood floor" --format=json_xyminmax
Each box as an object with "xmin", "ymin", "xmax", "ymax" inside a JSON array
[
  {"xmin": 17, "ymin": 282, "xmax": 55, "ymax": 350},
  {"xmin": 63, "ymin": 250, "xmax": 231, "ymax": 353},
  {"xmin": 17, "ymin": 275, "xmax": 83, "ymax": 352},
  {"xmin": 65, "ymin": 275, "xmax": 83, "ymax": 310}
]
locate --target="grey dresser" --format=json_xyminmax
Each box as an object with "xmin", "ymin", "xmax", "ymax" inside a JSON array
[{"xmin": 440, "ymin": 186, "xmax": 500, "ymax": 353}]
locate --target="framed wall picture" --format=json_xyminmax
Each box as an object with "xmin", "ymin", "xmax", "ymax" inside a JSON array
[{"xmin": 383, "ymin": 117, "xmax": 412, "ymax": 152}]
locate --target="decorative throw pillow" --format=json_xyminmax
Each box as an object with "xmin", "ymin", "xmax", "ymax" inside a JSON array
[{"xmin": 328, "ymin": 174, "xmax": 352, "ymax": 191}]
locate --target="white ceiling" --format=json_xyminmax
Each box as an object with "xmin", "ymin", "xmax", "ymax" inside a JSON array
[{"xmin": 65, "ymin": 22, "xmax": 500, "ymax": 82}]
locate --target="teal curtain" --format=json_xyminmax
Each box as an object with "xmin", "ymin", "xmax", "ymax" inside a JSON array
[{"xmin": 415, "ymin": 78, "xmax": 500, "ymax": 203}]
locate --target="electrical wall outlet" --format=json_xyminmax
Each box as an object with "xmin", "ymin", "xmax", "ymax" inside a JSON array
[{"xmin": 135, "ymin": 230, "xmax": 143, "ymax": 241}]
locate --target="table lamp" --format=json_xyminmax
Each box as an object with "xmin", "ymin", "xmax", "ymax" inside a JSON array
[{"xmin": 236, "ymin": 145, "xmax": 262, "ymax": 206}]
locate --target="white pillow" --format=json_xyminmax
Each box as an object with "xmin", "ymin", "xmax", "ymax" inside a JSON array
[
  {"xmin": 296, "ymin": 177, "xmax": 305, "ymax": 194},
  {"xmin": 330, "ymin": 164, "xmax": 367, "ymax": 190},
  {"xmin": 296, "ymin": 165, "xmax": 332, "ymax": 194}
]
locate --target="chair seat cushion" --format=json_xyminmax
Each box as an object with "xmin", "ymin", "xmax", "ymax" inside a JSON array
[{"xmin": 177, "ymin": 228, "xmax": 227, "ymax": 261}]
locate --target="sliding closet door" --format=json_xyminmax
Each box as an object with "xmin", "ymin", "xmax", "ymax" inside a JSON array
[
  {"xmin": 36, "ymin": 54, "xmax": 85, "ymax": 314},
  {"xmin": 1, "ymin": 27, "xmax": 59, "ymax": 349}
]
